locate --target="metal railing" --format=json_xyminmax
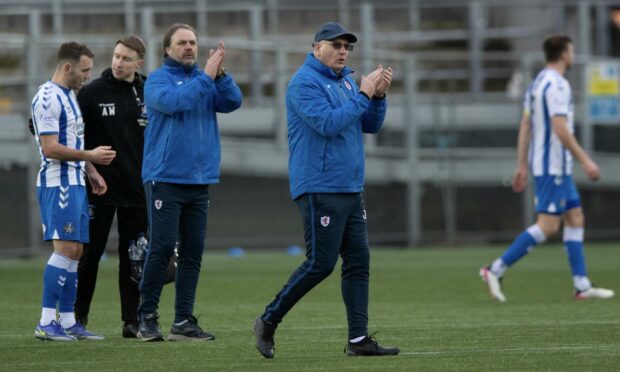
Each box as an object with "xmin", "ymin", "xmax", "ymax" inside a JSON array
[{"xmin": 1, "ymin": 0, "xmax": 619, "ymax": 253}]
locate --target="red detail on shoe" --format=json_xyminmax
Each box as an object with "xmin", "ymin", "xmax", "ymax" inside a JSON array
[{"xmin": 480, "ymin": 268, "xmax": 492, "ymax": 295}]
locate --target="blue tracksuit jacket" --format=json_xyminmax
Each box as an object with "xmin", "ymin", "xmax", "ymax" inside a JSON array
[
  {"xmin": 286, "ymin": 53, "xmax": 387, "ymax": 199},
  {"xmin": 142, "ymin": 58, "xmax": 242, "ymax": 184}
]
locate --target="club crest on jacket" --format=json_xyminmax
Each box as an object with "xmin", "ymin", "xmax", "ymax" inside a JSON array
[{"xmin": 320, "ymin": 216, "xmax": 330, "ymax": 227}]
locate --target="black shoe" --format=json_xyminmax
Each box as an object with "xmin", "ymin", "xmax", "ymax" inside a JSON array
[
  {"xmin": 345, "ymin": 335, "xmax": 400, "ymax": 356},
  {"xmin": 137, "ymin": 313, "xmax": 164, "ymax": 342},
  {"xmin": 168, "ymin": 315, "xmax": 214, "ymax": 341},
  {"xmin": 122, "ymin": 321, "xmax": 139, "ymax": 338},
  {"xmin": 253, "ymin": 316, "xmax": 277, "ymax": 359}
]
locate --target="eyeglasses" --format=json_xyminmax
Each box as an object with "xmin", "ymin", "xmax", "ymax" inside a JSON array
[{"xmin": 327, "ymin": 41, "xmax": 354, "ymax": 52}]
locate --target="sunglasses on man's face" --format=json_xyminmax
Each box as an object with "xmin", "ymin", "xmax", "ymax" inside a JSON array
[{"xmin": 327, "ymin": 41, "xmax": 354, "ymax": 52}]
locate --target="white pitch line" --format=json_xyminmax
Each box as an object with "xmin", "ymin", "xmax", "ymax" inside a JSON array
[{"xmin": 400, "ymin": 344, "xmax": 620, "ymax": 355}]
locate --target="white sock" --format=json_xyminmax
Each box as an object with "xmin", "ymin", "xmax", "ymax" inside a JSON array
[
  {"xmin": 490, "ymin": 258, "xmax": 507, "ymax": 278},
  {"xmin": 59, "ymin": 312, "xmax": 76, "ymax": 329},
  {"xmin": 526, "ymin": 224, "xmax": 546, "ymax": 244},
  {"xmin": 40, "ymin": 308, "xmax": 57, "ymax": 326},
  {"xmin": 573, "ymin": 276, "xmax": 592, "ymax": 292},
  {"xmin": 349, "ymin": 335, "xmax": 366, "ymax": 343}
]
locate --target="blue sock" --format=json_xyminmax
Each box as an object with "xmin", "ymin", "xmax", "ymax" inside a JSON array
[
  {"xmin": 564, "ymin": 226, "xmax": 587, "ymax": 277},
  {"xmin": 58, "ymin": 258, "xmax": 78, "ymax": 313},
  {"xmin": 500, "ymin": 225, "xmax": 545, "ymax": 266},
  {"xmin": 40, "ymin": 253, "xmax": 71, "ymax": 325}
]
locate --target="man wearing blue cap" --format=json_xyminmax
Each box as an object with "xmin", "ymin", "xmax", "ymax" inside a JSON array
[{"xmin": 254, "ymin": 21, "xmax": 399, "ymax": 358}]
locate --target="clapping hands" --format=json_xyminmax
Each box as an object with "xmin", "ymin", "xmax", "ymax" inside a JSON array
[
  {"xmin": 205, "ymin": 41, "xmax": 226, "ymax": 80},
  {"xmin": 360, "ymin": 65, "xmax": 393, "ymax": 98},
  {"xmin": 374, "ymin": 65, "xmax": 393, "ymax": 97}
]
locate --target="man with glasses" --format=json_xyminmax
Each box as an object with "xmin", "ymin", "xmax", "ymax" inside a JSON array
[{"xmin": 254, "ymin": 22, "xmax": 399, "ymax": 358}]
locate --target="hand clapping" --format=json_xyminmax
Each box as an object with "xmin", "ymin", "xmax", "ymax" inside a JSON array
[
  {"xmin": 374, "ymin": 65, "xmax": 393, "ymax": 98},
  {"xmin": 359, "ymin": 66, "xmax": 383, "ymax": 98},
  {"xmin": 360, "ymin": 65, "xmax": 393, "ymax": 98},
  {"xmin": 205, "ymin": 41, "xmax": 226, "ymax": 80}
]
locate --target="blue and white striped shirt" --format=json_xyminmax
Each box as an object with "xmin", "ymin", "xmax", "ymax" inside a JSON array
[
  {"xmin": 31, "ymin": 81, "xmax": 85, "ymax": 187},
  {"xmin": 524, "ymin": 68, "xmax": 574, "ymax": 177}
]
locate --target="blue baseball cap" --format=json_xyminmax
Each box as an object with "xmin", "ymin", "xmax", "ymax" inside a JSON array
[{"xmin": 313, "ymin": 22, "xmax": 357, "ymax": 43}]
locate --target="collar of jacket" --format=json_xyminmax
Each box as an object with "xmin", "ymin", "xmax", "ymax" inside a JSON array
[
  {"xmin": 101, "ymin": 67, "xmax": 146, "ymax": 87},
  {"xmin": 163, "ymin": 56, "xmax": 198, "ymax": 74},
  {"xmin": 304, "ymin": 52, "xmax": 354, "ymax": 80}
]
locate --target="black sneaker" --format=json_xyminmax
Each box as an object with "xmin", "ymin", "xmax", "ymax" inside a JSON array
[
  {"xmin": 123, "ymin": 321, "xmax": 139, "ymax": 338},
  {"xmin": 253, "ymin": 316, "xmax": 277, "ymax": 358},
  {"xmin": 168, "ymin": 315, "xmax": 214, "ymax": 341},
  {"xmin": 137, "ymin": 313, "xmax": 164, "ymax": 342},
  {"xmin": 345, "ymin": 335, "xmax": 400, "ymax": 356}
]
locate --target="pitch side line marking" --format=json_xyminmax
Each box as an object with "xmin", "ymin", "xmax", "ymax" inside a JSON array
[{"xmin": 401, "ymin": 344, "xmax": 620, "ymax": 355}]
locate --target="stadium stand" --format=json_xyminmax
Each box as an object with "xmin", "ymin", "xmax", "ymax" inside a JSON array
[{"xmin": 1, "ymin": 0, "xmax": 619, "ymax": 255}]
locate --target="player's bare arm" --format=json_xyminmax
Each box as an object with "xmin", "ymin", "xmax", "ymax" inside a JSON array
[
  {"xmin": 552, "ymin": 116, "xmax": 600, "ymax": 181},
  {"xmin": 84, "ymin": 162, "xmax": 108, "ymax": 195},
  {"xmin": 512, "ymin": 113, "xmax": 531, "ymax": 192},
  {"xmin": 39, "ymin": 134, "xmax": 116, "ymax": 165}
]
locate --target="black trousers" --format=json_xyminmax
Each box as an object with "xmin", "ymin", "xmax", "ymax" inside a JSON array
[
  {"xmin": 262, "ymin": 193, "xmax": 370, "ymax": 339},
  {"xmin": 75, "ymin": 203, "xmax": 147, "ymax": 324}
]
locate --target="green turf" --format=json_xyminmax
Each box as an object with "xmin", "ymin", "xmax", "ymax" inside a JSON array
[{"xmin": 0, "ymin": 244, "xmax": 618, "ymax": 371}]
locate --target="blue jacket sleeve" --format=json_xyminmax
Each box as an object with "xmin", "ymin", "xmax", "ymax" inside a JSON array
[
  {"xmin": 213, "ymin": 74, "xmax": 243, "ymax": 113},
  {"xmin": 288, "ymin": 78, "xmax": 370, "ymax": 138},
  {"xmin": 144, "ymin": 70, "xmax": 214, "ymax": 115},
  {"xmin": 361, "ymin": 96, "xmax": 387, "ymax": 134}
]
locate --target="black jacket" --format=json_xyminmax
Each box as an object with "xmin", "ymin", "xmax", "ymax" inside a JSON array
[{"xmin": 78, "ymin": 67, "xmax": 147, "ymax": 207}]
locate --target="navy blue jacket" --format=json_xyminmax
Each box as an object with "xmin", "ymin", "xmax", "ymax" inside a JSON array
[
  {"xmin": 286, "ymin": 53, "xmax": 387, "ymax": 199},
  {"xmin": 142, "ymin": 58, "xmax": 242, "ymax": 184}
]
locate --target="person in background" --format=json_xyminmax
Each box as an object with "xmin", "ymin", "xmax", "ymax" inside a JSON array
[
  {"xmin": 74, "ymin": 35, "xmax": 148, "ymax": 338},
  {"xmin": 480, "ymin": 35, "xmax": 614, "ymax": 302}
]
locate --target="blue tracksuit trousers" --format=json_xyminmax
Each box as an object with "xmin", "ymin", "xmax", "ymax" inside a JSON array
[
  {"xmin": 139, "ymin": 182, "xmax": 209, "ymax": 323},
  {"xmin": 262, "ymin": 193, "xmax": 370, "ymax": 339}
]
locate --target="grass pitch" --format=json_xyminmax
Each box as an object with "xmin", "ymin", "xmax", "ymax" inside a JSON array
[{"xmin": 0, "ymin": 244, "xmax": 618, "ymax": 371}]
